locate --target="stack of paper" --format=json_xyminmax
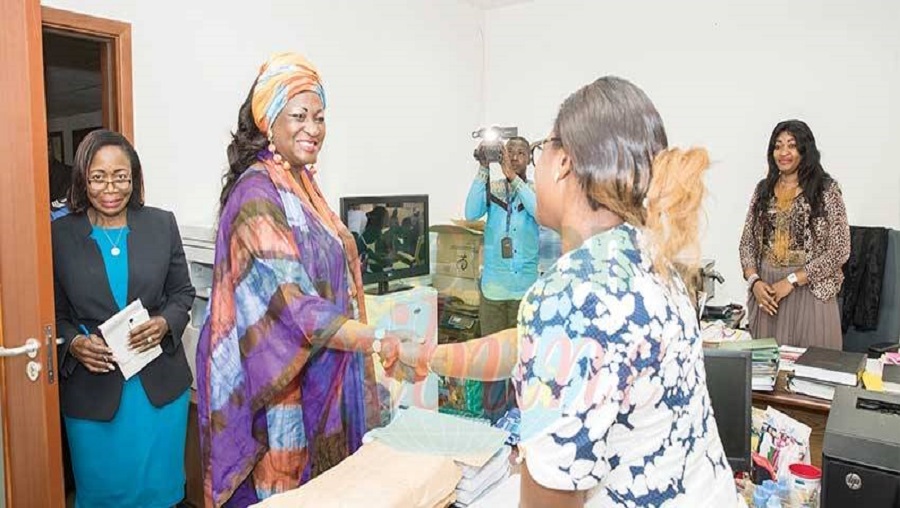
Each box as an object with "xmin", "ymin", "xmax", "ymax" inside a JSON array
[
  {"xmin": 98, "ymin": 299, "xmax": 161, "ymax": 380},
  {"xmin": 720, "ymin": 338, "xmax": 779, "ymax": 391},
  {"xmin": 788, "ymin": 377, "xmax": 840, "ymax": 401},
  {"xmin": 468, "ymin": 474, "xmax": 520, "ymax": 508},
  {"xmin": 454, "ymin": 446, "xmax": 511, "ymax": 506},
  {"xmin": 778, "ymin": 345, "xmax": 806, "ymax": 373},
  {"xmin": 364, "ymin": 407, "xmax": 509, "ymax": 467}
]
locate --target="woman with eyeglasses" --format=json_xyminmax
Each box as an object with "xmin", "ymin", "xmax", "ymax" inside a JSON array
[
  {"xmin": 51, "ymin": 129, "xmax": 195, "ymax": 507},
  {"xmin": 411, "ymin": 77, "xmax": 741, "ymax": 507}
]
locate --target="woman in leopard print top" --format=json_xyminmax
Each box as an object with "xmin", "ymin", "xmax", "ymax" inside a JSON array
[{"xmin": 739, "ymin": 119, "xmax": 850, "ymax": 350}]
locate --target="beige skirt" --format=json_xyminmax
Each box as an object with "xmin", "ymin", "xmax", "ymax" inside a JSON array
[{"xmin": 747, "ymin": 262, "xmax": 843, "ymax": 350}]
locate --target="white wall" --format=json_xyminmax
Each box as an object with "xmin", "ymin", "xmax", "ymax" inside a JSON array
[
  {"xmin": 39, "ymin": 0, "xmax": 900, "ymax": 303},
  {"xmin": 483, "ymin": 0, "xmax": 900, "ymax": 304},
  {"xmin": 41, "ymin": 0, "xmax": 486, "ymax": 230},
  {"xmin": 47, "ymin": 111, "xmax": 102, "ymax": 165}
]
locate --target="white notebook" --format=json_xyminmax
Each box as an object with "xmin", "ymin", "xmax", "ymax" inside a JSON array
[{"xmin": 98, "ymin": 299, "xmax": 161, "ymax": 380}]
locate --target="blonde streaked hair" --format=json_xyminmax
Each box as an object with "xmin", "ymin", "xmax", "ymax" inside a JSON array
[{"xmin": 553, "ymin": 76, "xmax": 708, "ymax": 278}]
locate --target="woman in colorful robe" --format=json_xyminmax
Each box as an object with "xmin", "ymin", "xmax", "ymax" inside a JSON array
[{"xmin": 196, "ymin": 52, "xmax": 410, "ymax": 507}]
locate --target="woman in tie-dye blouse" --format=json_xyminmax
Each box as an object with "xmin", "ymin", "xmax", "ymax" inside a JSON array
[
  {"xmin": 420, "ymin": 77, "xmax": 742, "ymax": 507},
  {"xmin": 196, "ymin": 53, "xmax": 417, "ymax": 508}
]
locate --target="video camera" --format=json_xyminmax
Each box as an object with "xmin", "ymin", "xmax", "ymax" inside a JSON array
[{"xmin": 472, "ymin": 126, "xmax": 518, "ymax": 164}]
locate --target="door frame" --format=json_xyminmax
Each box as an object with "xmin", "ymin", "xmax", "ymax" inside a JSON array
[
  {"xmin": 42, "ymin": 6, "xmax": 134, "ymax": 141},
  {"xmin": 0, "ymin": 2, "xmax": 133, "ymax": 506}
]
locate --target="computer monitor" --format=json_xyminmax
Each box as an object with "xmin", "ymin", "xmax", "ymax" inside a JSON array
[
  {"xmin": 703, "ymin": 348, "xmax": 752, "ymax": 472},
  {"xmin": 340, "ymin": 195, "xmax": 429, "ymax": 294}
]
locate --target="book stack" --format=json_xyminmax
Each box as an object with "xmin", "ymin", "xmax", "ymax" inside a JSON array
[
  {"xmin": 720, "ymin": 338, "xmax": 779, "ymax": 391},
  {"xmin": 788, "ymin": 347, "xmax": 866, "ymax": 401},
  {"xmin": 778, "ymin": 345, "xmax": 807, "ymax": 373},
  {"xmin": 454, "ymin": 446, "xmax": 511, "ymax": 507}
]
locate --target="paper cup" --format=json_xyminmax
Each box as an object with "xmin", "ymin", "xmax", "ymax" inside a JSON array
[{"xmin": 789, "ymin": 463, "xmax": 821, "ymax": 507}]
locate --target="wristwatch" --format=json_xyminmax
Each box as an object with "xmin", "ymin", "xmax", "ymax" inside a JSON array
[
  {"xmin": 372, "ymin": 328, "xmax": 385, "ymax": 355},
  {"xmin": 786, "ymin": 273, "xmax": 799, "ymax": 287},
  {"xmin": 747, "ymin": 273, "xmax": 761, "ymax": 290}
]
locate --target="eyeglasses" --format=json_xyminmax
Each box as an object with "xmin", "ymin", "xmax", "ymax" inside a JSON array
[
  {"xmin": 87, "ymin": 174, "xmax": 132, "ymax": 191},
  {"xmin": 531, "ymin": 137, "xmax": 562, "ymax": 163}
]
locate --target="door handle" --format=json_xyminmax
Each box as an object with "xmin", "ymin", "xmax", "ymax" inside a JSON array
[{"xmin": 0, "ymin": 338, "xmax": 40, "ymax": 359}]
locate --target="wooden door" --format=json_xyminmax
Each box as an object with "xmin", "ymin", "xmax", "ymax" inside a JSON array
[{"xmin": 0, "ymin": 0, "xmax": 66, "ymax": 505}]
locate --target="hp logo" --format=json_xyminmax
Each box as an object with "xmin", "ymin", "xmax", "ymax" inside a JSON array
[{"xmin": 845, "ymin": 472, "xmax": 862, "ymax": 491}]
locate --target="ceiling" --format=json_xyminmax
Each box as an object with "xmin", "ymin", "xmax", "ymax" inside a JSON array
[{"xmin": 43, "ymin": 32, "xmax": 102, "ymax": 120}]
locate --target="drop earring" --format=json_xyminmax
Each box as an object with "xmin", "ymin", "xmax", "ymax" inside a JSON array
[
  {"xmin": 268, "ymin": 135, "xmax": 280, "ymax": 163},
  {"xmin": 267, "ymin": 134, "xmax": 291, "ymax": 171}
]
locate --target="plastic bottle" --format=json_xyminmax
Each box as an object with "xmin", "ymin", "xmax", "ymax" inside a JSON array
[
  {"xmin": 777, "ymin": 476, "xmax": 793, "ymax": 507},
  {"xmin": 754, "ymin": 482, "xmax": 777, "ymax": 508},
  {"xmin": 766, "ymin": 494, "xmax": 783, "ymax": 508}
]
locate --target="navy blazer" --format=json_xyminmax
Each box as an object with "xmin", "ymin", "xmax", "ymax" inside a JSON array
[{"xmin": 52, "ymin": 206, "xmax": 195, "ymax": 421}]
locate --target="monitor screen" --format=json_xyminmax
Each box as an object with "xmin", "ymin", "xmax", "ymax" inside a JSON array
[
  {"xmin": 703, "ymin": 348, "xmax": 752, "ymax": 472},
  {"xmin": 340, "ymin": 195, "xmax": 429, "ymax": 286}
]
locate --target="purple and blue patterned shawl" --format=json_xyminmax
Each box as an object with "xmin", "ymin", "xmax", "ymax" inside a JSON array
[{"xmin": 196, "ymin": 157, "xmax": 380, "ymax": 507}]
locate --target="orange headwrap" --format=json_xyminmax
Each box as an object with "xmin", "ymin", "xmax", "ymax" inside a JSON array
[{"xmin": 251, "ymin": 52, "xmax": 326, "ymax": 135}]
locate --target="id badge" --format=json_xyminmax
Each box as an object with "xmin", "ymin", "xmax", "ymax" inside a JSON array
[{"xmin": 501, "ymin": 237, "xmax": 514, "ymax": 259}]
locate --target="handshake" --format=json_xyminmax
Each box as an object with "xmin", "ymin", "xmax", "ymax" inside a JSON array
[{"xmin": 376, "ymin": 331, "xmax": 436, "ymax": 383}]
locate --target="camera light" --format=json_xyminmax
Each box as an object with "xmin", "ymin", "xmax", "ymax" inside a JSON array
[{"xmin": 483, "ymin": 129, "xmax": 500, "ymax": 142}]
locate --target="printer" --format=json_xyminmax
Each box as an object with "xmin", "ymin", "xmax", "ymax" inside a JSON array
[
  {"xmin": 180, "ymin": 225, "xmax": 216, "ymax": 390},
  {"xmin": 822, "ymin": 387, "xmax": 900, "ymax": 507}
]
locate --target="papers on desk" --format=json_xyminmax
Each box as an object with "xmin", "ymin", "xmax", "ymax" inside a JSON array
[
  {"xmin": 784, "ymin": 347, "xmax": 866, "ymax": 402},
  {"xmin": 793, "ymin": 347, "xmax": 866, "ymax": 386},
  {"xmin": 98, "ymin": 299, "xmax": 161, "ymax": 380},
  {"xmin": 455, "ymin": 446, "xmax": 510, "ymax": 507},
  {"xmin": 778, "ymin": 345, "xmax": 806, "ymax": 373},
  {"xmin": 467, "ymin": 474, "xmax": 520, "ymax": 508},
  {"xmin": 721, "ymin": 338, "xmax": 779, "ymax": 392},
  {"xmin": 788, "ymin": 377, "xmax": 837, "ymax": 401},
  {"xmin": 364, "ymin": 407, "xmax": 509, "ymax": 467}
]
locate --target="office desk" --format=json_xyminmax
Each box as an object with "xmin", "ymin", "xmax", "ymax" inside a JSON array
[{"xmin": 752, "ymin": 371, "xmax": 830, "ymax": 468}]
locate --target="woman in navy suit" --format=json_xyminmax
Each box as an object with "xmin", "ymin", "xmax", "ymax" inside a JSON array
[{"xmin": 52, "ymin": 129, "xmax": 195, "ymax": 507}]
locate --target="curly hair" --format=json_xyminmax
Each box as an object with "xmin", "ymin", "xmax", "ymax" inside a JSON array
[{"xmin": 219, "ymin": 82, "xmax": 268, "ymax": 214}]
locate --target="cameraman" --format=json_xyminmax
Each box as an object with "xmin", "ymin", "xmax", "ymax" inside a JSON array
[{"xmin": 464, "ymin": 136, "xmax": 539, "ymax": 423}]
